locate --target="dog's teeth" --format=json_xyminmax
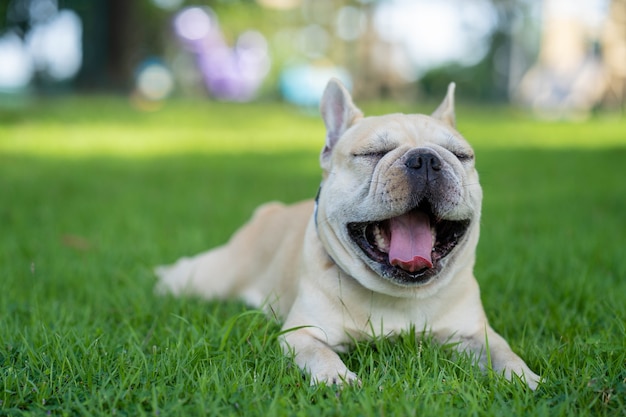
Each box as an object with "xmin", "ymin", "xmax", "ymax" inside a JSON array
[{"xmin": 374, "ymin": 225, "xmax": 389, "ymax": 253}]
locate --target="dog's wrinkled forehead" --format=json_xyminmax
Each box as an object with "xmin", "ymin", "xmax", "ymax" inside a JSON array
[{"xmin": 340, "ymin": 114, "xmax": 471, "ymax": 157}]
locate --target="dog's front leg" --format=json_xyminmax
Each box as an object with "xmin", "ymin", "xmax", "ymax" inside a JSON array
[
  {"xmin": 454, "ymin": 325, "xmax": 541, "ymax": 390},
  {"xmin": 280, "ymin": 327, "xmax": 359, "ymax": 386}
]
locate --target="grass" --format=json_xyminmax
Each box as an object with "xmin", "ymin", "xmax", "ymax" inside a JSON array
[{"xmin": 1, "ymin": 97, "xmax": 625, "ymax": 416}]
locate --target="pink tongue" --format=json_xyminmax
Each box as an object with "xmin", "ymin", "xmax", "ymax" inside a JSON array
[{"xmin": 389, "ymin": 211, "xmax": 434, "ymax": 272}]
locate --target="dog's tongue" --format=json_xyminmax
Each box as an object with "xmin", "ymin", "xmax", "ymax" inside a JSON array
[{"xmin": 389, "ymin": 211, "xmax": 433, "ymax": 272}]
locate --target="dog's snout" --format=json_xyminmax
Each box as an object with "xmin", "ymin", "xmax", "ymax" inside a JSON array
[{"xmin": 405, "ymin": 151, "xmax": 442, "ymax": 173}]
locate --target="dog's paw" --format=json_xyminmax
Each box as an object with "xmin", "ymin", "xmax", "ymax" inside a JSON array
[
  {"xmin": 518, "ymin": 369, "xmax": 541, "ymax": 391},
  {"xmin": 526, "ymin": 372, "xmax": 541, "ymax": 391},
  {"xmin": 503, "ymin": 365, "xmax": 541, "ymax": 390},
  {"xmin": 310, "ymin": 368, "xmax": 361, "ymax": 387}
]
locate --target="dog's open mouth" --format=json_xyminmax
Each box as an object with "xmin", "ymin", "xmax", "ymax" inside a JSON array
[{"xmin": 347, "ymin": 204, "xmax": 470, "ymax": 284}]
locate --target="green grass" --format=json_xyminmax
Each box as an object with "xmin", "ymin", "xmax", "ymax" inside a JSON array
[{"xmin": 1, "ymin": 97, "xmax": 625, "ymax": 416}]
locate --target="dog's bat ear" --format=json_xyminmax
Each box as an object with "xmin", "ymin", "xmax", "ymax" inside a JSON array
[
  {"xmin": 431, "ymin": 82, "xmax": 456, "ymax": 128},
  {"xmin": 320, "ymin": 78, "xmax": 363, "ymax": 170}
]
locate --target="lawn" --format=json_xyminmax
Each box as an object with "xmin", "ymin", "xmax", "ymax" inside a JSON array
[{"xmin": 1, "ymin": 97, "xmax": 625, "ymax": 416}]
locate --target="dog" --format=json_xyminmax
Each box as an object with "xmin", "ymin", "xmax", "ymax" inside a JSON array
[{"xmin": 155, "ymin": 79, "xmax": 541, "ymax": 389}]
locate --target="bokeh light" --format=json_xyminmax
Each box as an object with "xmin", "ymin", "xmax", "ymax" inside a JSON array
[
  {"xmin": 335, "ymin": 6, "xmax": 366, "ymax": 42},
  {"xmin": 297, "ymin": 25, "xmax": 330, "ymax": 59},
  {"xmin": 374, "ymin": 0, "xmax": 497, "ymax": 77},
  {"xmin": 26, "ymin": 9, "xmax": 82, "ymax": 81},
  {"xmin": 172, "ymin": 6, "xmax": 270, "ymax": 101},
  {"xmin": 0, "ymin": 32, "xmax": 34, "ymax": 90},
  {"xmin": 174, "ymin": 6, "xmax": 215, "ymax": 43},
  {"xmin": 280, "ymin": 65, "xmax": 351, "ymax": 107},
  {"xmin": 0, "ymin": 0, "xmax": 82, "ymax": 91},
  {"xmin": 136, "ymin": 60, "xmax": 175, "ymax": 101}
]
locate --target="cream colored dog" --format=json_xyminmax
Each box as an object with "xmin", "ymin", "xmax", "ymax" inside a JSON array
[{"xmin": 156, "ymin": 79, "xmax": 540, "ymax": 389}]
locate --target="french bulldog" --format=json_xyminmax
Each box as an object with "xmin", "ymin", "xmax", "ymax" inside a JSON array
[{"xmin": 155, "ymin": 79, "xmax": 540, "ymax": 389}]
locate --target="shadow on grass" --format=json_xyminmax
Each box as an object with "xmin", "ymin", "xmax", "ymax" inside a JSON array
[
  {"xmin": 2, "ymin": 147, "xmax": 625, "ymax": 293},
  {"xmin": 2, "ymin": 145, "xmax": 625, "ymax": 288}
]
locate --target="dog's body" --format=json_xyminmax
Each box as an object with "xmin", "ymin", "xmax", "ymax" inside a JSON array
[{"xmin": 156, "ymin": 79, "xmax": 540, "ymax": 389}]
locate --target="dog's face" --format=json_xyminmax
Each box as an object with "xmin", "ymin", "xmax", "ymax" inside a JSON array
[{"xmin": 315, "ymin": 80, "xmax": 482, "ymax": 298}]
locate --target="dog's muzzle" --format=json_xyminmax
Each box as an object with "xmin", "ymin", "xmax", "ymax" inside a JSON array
[{"xmin": 347, "ymin": 201, "xmax": 470, "ymax": 285}]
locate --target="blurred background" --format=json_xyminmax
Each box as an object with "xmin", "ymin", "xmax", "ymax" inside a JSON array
[{"xmin": 0, "ymin": 0, "xmax": 624, "ymax": 117}]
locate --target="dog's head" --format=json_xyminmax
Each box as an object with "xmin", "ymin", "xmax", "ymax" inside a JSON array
[{"xmin": 315, "ymin": 79, "xmax": 482, "ymax": 298}]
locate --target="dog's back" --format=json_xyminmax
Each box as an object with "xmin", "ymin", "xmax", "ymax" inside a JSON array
[{"xmin": 156, "ymin": 200, "xmax": 314, "ymax": 315}]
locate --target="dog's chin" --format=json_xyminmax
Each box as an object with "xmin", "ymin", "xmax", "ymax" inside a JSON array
[{"xmin": 347, "ymin": 204, "xmax": 471, "ymax": 286}]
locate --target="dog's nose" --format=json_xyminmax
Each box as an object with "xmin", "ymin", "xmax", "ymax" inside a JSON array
[{"xmin": 405, "ymin": 151, "xmax": 442, "ymax": 173}]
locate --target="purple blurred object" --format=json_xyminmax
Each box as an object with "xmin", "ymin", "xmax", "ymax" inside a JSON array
[{"xmin": 173, "ymin": 7, "xmax": 270, "ymax": 101}]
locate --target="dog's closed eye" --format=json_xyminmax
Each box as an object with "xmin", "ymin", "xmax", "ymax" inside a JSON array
[
  {"xmin": 452, "ymin": 150, "xmax": 474, "ymax": 162},
  {"xmin": 353, "ymin": 150, "xmax": 392, "ymax": 159}
]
